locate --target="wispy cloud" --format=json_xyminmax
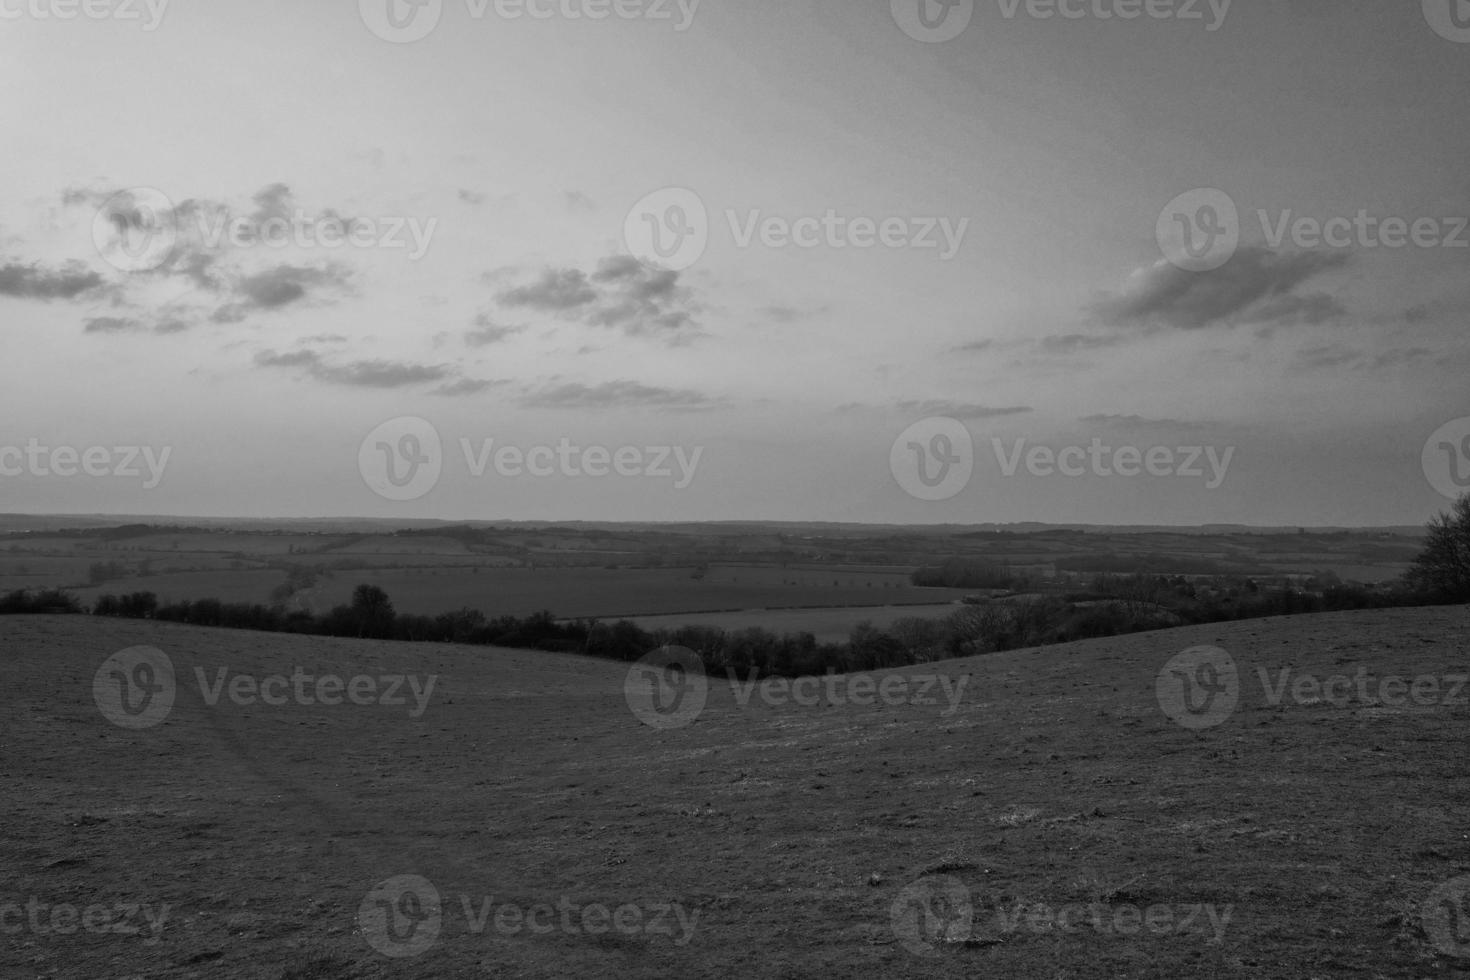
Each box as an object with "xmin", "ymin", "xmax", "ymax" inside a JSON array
[
  {"xmin": 1095, "ymin": 247, "xmax": 1351, "ymax": 331},
  {"xmin": 254, "ymin": 348, "xmax": 451, "ymax": 388},
  {"xmin": 519, "ymin": 380, "xmax": 718, "ymax": 412},
  {"xmin": 0, "ymin": 261, "xmax": 106, "ymax": 300},
  {"xmin": 495, "ymin": 255, "xmax": 702, "ymax": 342}
]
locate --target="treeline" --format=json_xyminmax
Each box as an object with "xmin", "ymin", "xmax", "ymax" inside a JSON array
[
  {"xmin": 910, "ymin": 558, "xmax": 1030, "ymax": 590},
  {"xmin": 0, "ymin": 573, "xmax": 1454, "ymax": 681}
]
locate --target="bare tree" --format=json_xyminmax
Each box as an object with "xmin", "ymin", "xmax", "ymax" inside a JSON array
[{"xmin": 1407, "ymin": 493, "xmax": 1470, "ymax": 602}]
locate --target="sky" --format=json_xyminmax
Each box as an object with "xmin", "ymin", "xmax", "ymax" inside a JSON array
[{"xmin": 1, "ymin": 0, "xmax": 1467, "ymax": 525}]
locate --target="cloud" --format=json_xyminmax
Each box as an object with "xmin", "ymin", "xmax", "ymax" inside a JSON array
[
  {"xmin": 210, "ymin": 263, "xmax": 352, "ymax": 322},
  {"xmin": 0, "ymin": 261, "xmax": 106, "ymax": 300},
  {"xmin": 1290, "ymin": 344, "xmax": 1363, "ymax": 372},
  {"xmin": 61, "ymin": 184, "xmax": 364, "ymax": 325},
  {"xmin": 895, "ymin": 400, "xmax": 1033, "ymax": 420},
  {"xmin": 835, "ymin": 400, "xmax": 1032, "ymax": 419},
  {"xmin": 495, "ymin": 255, "xmax": 702, "ymax": 341},
  {"xmin": 497, "ymin": 268, "xmax": 597, "ymax": 311},
  {"xmin": 1038, "ymin": 333, "xmax": 1128, "ymax": 355},
  {"xmin": 519, "ymin": 380, "xmax": 718, "ymax": 412},
  {"xmin": 1246, "ymin": 291, "xmax": 1346, "ymax": 330},
  {"xmin": 564, "ymin": 191, "xmax": 596, "ymax": 212},
  {"xmin": 465, "ymin": 314, "xmax": 524, "ymax": 347},
  {"xmin": 254, "ymin": 348, "xmax": 451, "ymax": 388},
  {"xmin": 1094, "ymin": 247, "xmax": 1350, "ymax": 330},
  {"xmin": 952, "ymin": 339, "xmax": 995, "ymax": 353},
  {"xmin": 433, "ymin": 378, "xmax": 502, "ymax": 397},
  {"xmin": 1369, "ymin": 347, "xmax": 1435, "ymax": 370},
  {"xmin": 458, "ymin": 189, "xmax": 487, "ymax": 205},
  {"xmin": 760, "ymin": 304, "xmax": 828, "ymax": 325},
  {"xmin": 83, "ymin": 316, "xmax": 141, "ymax": 334},
  {"xmin": 1079, "ymin": 413, "xmax": 1211, "ymax": 431}
]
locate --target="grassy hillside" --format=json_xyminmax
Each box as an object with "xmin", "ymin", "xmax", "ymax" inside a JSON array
[{"xmin": 2, "ymin": 607, "xmax": 1467, "ymax": 978}]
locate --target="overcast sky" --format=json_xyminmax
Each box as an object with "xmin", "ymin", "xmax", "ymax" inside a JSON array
[{"xmin": 1, "ymin": 0, "xmax": 1467, "ymax": 525}]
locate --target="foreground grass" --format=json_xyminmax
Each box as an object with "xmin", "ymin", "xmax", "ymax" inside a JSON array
[{"xmin": 1, "ymin": 607, "xmax": 1467, "ymax": 977}]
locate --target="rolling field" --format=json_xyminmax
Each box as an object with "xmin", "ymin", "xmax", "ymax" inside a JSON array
[
  {"xmin": 2, "ymin": 606, "xmax": 1468, "ymax": 977},
  {"xmin": 302, "ymin": 567, "xmax": 969, "ymax": 620}
]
